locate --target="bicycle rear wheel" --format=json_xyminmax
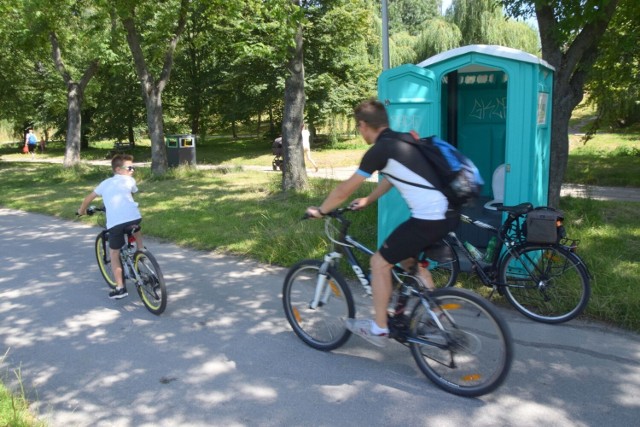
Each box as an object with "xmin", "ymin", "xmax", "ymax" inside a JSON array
[
  {"xmin": 94, "ymin": 232, "xmax": 119, "ymax": 289},
  {"xmin": 420, "ymin": 239, "xmax": 459, "ymax": 288},
  {"xmin": 499, "ymin": 244, "xmax": 590, "ymax": 323},
  {"xmin": 133, "ymin": 250, "xmax": 167, "ymax": 315},
  {"xmin": 409, "ymin": 288, "xmax": 513, "ymax": 397},
  {"xmin": 282, "ymin": 260, "xmax": 354, "ymax": 351}
]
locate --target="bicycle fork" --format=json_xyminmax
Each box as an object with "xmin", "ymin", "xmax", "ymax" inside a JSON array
[{"xmin": 309, "ymin": 252, "xmax": 342, "ymax": 310}]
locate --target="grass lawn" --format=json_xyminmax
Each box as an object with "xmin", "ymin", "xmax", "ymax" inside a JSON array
[
  {"xmin": 0, "ymin": 158, "xmax": 638, "ymax": 333},
  {"xmin": 566, "ymin": 132, "xmax": 640, "ymax": 187}
]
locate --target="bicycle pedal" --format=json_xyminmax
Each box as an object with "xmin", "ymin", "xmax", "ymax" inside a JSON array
[{"xmin": 388, "ymin": 314, "xmax": 410, "ymax": 340}]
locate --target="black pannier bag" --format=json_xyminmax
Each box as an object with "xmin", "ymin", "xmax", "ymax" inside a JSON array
[{"xmin": 525, "ymin": 207, "xmax": 564, "ymax": 244}]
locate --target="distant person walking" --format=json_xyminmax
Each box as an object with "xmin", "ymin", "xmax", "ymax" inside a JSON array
[
  {"xmin": 24, "ymin": 128, "xmax": 38, "ymax": 159},
  {"xmin": 301, "ymin": 124, "xmax": 318, "ymax": 172},
  {"xmin": 39, "ymin": 136, "xmax": 46, "ymax": 153}
]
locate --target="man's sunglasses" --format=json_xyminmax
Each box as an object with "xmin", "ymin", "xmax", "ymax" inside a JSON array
[{"xmin": 124, "ymin": 166, "xmax": 135, "ymax": 171}]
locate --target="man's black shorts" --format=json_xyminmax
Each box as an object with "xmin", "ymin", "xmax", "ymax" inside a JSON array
[
  {"xmin": 379, "ymin": 211, "xmax": 459, "ymax": 265},
  {"xmin": 108, "ymin": 219, "xmax": 142, "ymax": 250}
]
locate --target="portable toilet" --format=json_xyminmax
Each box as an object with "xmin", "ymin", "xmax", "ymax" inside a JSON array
[{"xmin": 377, "ymin": 45, "xmax": 554, "ymax": 248}]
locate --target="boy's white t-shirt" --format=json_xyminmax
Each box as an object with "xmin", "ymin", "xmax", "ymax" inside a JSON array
[{"xmin": 94, "ymin": 174, "xmax": 141, "ymax": 230}]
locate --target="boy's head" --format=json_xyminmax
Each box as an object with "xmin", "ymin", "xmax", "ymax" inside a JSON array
[
  {"xmin": 354, "ymin": 99, "xmax": 389, "ymax": 145},
  {"xmin": 354, "ymin": 99, "xmax": 388, "ymax": 129},
  {"xmin": 111, "ymin": 154, "xmax": 135, "ymax": 174}
]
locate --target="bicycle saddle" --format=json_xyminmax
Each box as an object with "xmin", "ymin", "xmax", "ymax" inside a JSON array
[{"xmin": 496, "ymin": 202, "xmax": 533, "ymax": 216}]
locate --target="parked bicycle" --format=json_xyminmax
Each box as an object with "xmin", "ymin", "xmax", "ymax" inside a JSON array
[
  {"xmin": 422, "ymin": 202, "xmax": 590, "ymax": 324},
  {"xmin": 282, "ymin": 208, "xmax": 513, "ymax": 397},
  {"xmin": 83, "ymin": 206, "xmax": 167, "ymax": 315}
]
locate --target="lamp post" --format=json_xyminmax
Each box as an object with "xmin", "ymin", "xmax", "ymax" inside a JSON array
[{"xmin": 382, "ymin": 0, "xmax": 389, "ymax": 70}]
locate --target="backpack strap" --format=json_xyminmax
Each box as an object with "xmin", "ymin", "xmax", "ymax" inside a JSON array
[{"xmin": 382, "ymin": 172, "xmax": 438, "ymax": 191}]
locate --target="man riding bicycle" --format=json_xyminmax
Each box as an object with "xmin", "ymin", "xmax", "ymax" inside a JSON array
[{"xmin": 306, "ymin": 99, "xmax": 459, "ymax": 347}]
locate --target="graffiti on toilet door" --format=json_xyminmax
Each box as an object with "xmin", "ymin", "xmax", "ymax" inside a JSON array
[{"xmin": 468, "ymin": 97, "xmax": 507, "ymax": 121}]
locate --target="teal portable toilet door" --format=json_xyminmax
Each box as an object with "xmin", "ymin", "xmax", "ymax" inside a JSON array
[
  {"xmin": 445, "ymin": 69, "xmax": 507, "ymax": 198},
  {"xmin": 377, "ymin": 65, "xmax": 439, "ymax": 247}
]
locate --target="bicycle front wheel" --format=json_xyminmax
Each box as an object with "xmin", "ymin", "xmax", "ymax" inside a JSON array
[
  {"xmin": 499, "ymin": 244, "xmax": 590, "ymax": 323},
  {"xmin": 409, "ymin": 288, "xmax": 513, "ymax": 397},
  {"xmin": 133, "ymin": 250, "xmax": 167, "ymax": 315},
  {"xmin": 94, "ymin": 232, "xmax": 119, "ymax": 289},
  {"xmin": 282, "ymin": 260, "xmax": 354, "ymax": 351}
]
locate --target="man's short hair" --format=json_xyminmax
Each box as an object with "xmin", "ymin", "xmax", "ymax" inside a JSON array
[
  {"xmin": 111, "ymin": 154, "xmax": 134, "ymax": 171},
  {"xmin": 354, "ymin": 99, "xmax": 389, "ymax": 129}
]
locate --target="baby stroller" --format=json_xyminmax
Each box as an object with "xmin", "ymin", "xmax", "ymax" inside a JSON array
[{"xmin": 272, "ymin": 137, "xmax": 284, "ymax": 171}]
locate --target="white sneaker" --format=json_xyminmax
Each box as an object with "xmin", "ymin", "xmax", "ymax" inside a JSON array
[{"xmin": 345, "ymin": 318, "xmax": 388, "ymax": 348}]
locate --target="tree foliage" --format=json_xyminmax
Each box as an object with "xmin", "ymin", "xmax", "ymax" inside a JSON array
[
  {"xmin": 584, "ymin": 0, "xmax": 640, "ymax": 129},
  {"xmin": 303, "ymin": 0, "xmax": 378, "ymax": 125},
  {"xmin": 388, "ymin": 0, "xmax": 441, "ymax": 36},
  {"xmin": 502, "ymin": 0, "xmax": 620, "ymax": 207},
  {"xmin": 446, "ymin": 0, "xmax": 538, "ymax": 54},
  {"xmin": 414, "ymin": 18, "xmax": 462, "ymax": 63},
  {"xmin": 19, "ymin": 0, "xmax": 109, "ymax": 166},
  {"xmin": 390, "ymin": 0, "xmax": 538, "ymax": 66},
  {"xmin": 0, "ymin": 0, "xmax": 628, "ymax": 196}
]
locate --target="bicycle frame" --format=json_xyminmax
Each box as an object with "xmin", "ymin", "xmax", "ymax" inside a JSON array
[
  {"xmin": 308, "ymin": 211, "xmax": 433, "ymax": 324},
  {"xmin": 445, "ymin": 213, "xmax": 507, "ymax": 286},
  {"xmin": 97, "ymin": 223, "xmax": 143, "ymax": 286},
  {"xmin": 308, "ymin": 226, "xmax": 375, "ymax": 310},
  {"xmin": 445, "ymin": 210, "xmax": 589, "ymax": 291}
]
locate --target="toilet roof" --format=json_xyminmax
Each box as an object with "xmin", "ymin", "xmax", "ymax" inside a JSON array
[{"xmin": 417, "ymin": 45, "xmax": 555, "ymax": 71}]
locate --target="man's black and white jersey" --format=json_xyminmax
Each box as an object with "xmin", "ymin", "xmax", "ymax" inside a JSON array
[{"xmin": 356, "ymin": 129, "xmax": 448, "ymax": 220}]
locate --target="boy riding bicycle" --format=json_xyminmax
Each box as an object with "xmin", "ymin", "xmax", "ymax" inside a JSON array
[
  {"xmin": 306, "ymin": 99, "xmax": 458, "ymax": 347},
  {"xmin": 77, "ymin": 154, "xmax": 143, "ymax": 300}
]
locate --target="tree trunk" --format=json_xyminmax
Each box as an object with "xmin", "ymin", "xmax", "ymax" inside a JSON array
[
  {"xmin": 191, "ymin": 111, "xmax": 200, "ymax": 135},
  {"xmin": 120, "ymin": 1, "xmax": 188, "ymax": 175},
  {"xmin": 281, "ymin": 21, "xmax": 307, "ymax": 191},
  {"xmin": 547, "ymin": 91, "xmax": 577, "ymax": 208},
  {"xmin": 63, "ymin": 83, "xmax": 82, "ymax": 167},
  {"xmin": 145, "ymin": 88, "xmax": 168, "ymax": 175},
  {"xmin": 535, "ymin": 0, "xmax": 619, "ymax": 207},
  {"xmin": 50, "ymin": 32, "xmax": 98, "ymax": 167},
  {"xmin": 128, "ymin": 121, "xmax": 135, "ymax": 144}
]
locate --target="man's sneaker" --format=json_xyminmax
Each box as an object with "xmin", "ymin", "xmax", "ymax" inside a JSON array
[
  {"xmin": 345, "ymin": 318, "xmax": 388, "ymax": 348},
  {"xmin": 109, "ymin": 287, "xmax": 128, "ymax": 299}
]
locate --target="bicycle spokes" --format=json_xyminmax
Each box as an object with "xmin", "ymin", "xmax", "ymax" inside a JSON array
[
  {"xmin": 500, "ymin": 245, "xmax": 590, "ymax": 323},
  {"xmin": 282, "ymin": 260, "xmax": 355, "ymax": 351},
  {"xmin": 409, "ymin": 289, "xmax": 512, "ymax": 397},
  {"xmin": 133, "ymin": 251, "xmax": 167, "ymax": 315}
]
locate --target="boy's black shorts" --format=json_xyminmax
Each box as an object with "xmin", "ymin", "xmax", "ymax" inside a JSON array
[
  {"xmin": 379, "ymin": 211, "xmax": 459, "ymax": 265},
  {"xmin": 108, "ymin": 219, "xmax": 142, "ymax": 250}
]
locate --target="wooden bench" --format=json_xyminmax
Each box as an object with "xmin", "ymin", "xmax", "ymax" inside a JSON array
[
  {"xmin": 105, "ymin": 141, "xmax": 134, "ymax": 159},
  {"xmin": 114, "ymin": 141, "xmax": 133, "ymax": 151}
]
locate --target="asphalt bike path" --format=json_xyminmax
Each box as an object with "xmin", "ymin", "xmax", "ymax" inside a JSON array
[{"xmin": 1, "ymin": 208, "xmax": 639, "ymax": 427}]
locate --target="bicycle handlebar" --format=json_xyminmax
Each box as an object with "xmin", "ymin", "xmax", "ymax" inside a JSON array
[
  {"xmin": 76, "ymin": 205, "xmax": 106, "ymax": 216},
  {"xmin": 302, "ymin": 206, "xmax": 356, "ymax": 221}
]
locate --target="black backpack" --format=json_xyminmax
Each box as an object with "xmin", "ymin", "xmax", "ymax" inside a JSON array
[{"xmin": 387, "ymin": 132, "xmax": 484, "ymax": 207}]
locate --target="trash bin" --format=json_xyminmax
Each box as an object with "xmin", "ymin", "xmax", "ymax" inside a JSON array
[{"xmin": 166, "ymin": 134, "xmax": 196, "ymax": 167}]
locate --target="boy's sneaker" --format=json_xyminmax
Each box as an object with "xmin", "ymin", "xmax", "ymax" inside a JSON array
[
  {"xmin": 109, "ymin": 287, "xmax": 128, "ymax": 299},
  {"xmin": 345, "ymin": 318, "xmax": 388, "ymax": 348}
]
